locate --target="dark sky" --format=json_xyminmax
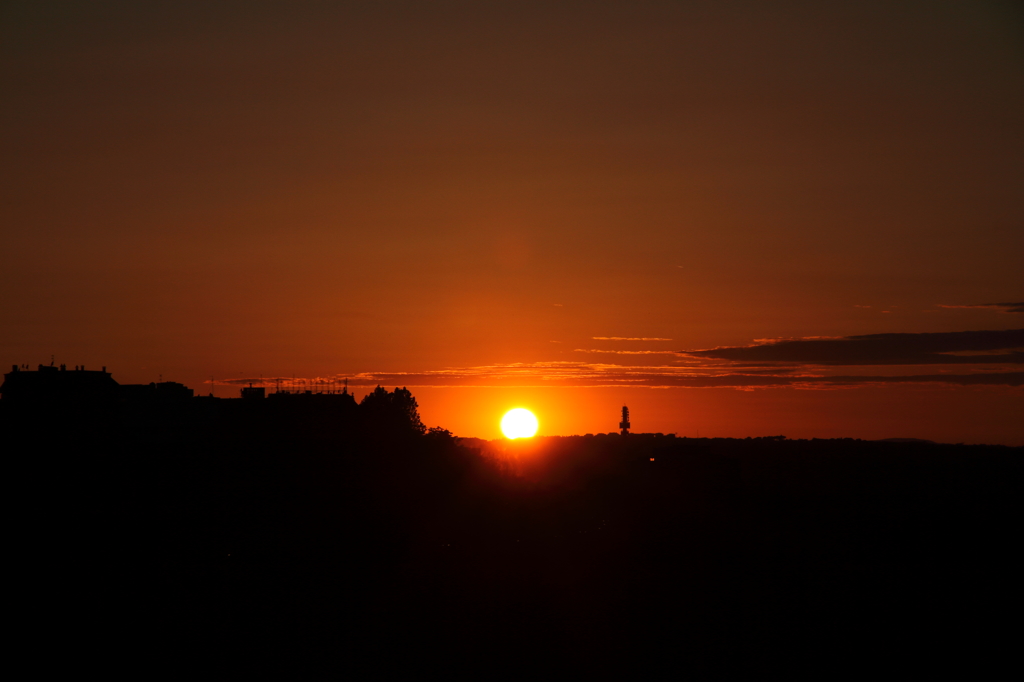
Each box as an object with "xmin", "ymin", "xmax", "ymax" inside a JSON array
[{"xmin": 2, "ymin": 1, "xmax": 1022, "ymax": 441}]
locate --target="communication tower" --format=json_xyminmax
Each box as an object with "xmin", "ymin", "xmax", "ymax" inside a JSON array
[{"xmin": 619, "ymin": 405, "xmax": 630, "ymax": 435}]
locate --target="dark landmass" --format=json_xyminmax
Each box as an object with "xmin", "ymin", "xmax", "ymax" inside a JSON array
[{"xmin": 5, "ymin": 377, "xmax": 1019, "ymax": 676}]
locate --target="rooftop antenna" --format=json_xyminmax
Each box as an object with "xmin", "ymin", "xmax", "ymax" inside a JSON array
[{"xmin": 620, "ymin": 405, "xmax": 630, "ymax": 436}]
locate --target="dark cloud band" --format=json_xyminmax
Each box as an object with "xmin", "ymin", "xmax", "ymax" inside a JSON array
[{"xmin": 681, "ymin": 329, "xmax": 1024, "ymax": 365}]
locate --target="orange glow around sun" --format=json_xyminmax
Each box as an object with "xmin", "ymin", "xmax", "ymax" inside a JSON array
[{"xmin": 501, "ymin": 408, "xmax": 539, "ymax": 439}]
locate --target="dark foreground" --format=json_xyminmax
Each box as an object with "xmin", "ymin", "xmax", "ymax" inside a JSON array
[{"xmin": 15, "ymin": 400, "xmax": 1020, "ymax": 676}]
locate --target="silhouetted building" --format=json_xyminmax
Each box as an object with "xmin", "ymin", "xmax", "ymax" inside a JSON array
[
  {"xmin": 121, "ymin": 381, "xmax": 195, "ymax": 403},
  {"xmin": 241, "ymin": 385, "xmax": 266, "ymax": 400},
  {"xmin": 266, "ymin": 390, "xmax": 357, "ymax": 410},
  {"xmin": 1, "ymin": 363, "xmax": 120, "ymax": 404},
  {"xmin": 620, "ymin": 405, "xmax": 630, "ymax": 435}
]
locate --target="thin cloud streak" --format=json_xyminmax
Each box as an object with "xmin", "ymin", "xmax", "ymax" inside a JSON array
[
  {"xmin": 575, "ymin": 349, "xmax": 679, "ymax": 355},
  {"xmin": 592, "ymin": 337, "xmax": 674, "ymax": 341},
  {"xmin": 208, "ymin": 328, "xmax": 1024, "ymax": 392},
  {"xmin": 938, "ymin": 303, "xmax": 1024, "ymax": 314},
  {"xmin": 210, "ymin": 364, "xmax": 1024, "ymax": 390}
]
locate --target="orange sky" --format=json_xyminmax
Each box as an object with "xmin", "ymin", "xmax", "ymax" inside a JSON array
[{"xmin": 2, "ymin": 1, "xmax": 1022, "ymax": 443}]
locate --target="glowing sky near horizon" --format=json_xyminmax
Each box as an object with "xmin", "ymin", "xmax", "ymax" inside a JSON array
[{"xmin": 1, "ymin": 1, "xmax": 1021, "ymax": 443}]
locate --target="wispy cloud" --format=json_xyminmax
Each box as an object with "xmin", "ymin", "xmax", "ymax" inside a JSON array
[
  {"xmin": 207, "ymin": 328, "xmax": 1024, "ymax": 393},
  {"xmin": 574, "ymin": 349, "xmax": 679, "ymax": 355},
  {"xmin": 592, "ymin": 337, "xmax": 673, "ymax": 341},
  {"xmin": 938, "ymin": 302, "xmax": 1024, "ymax": 314},
  {"xmin": 210, "ymin": 363, "xmax": 1023, "ymax": 390}
]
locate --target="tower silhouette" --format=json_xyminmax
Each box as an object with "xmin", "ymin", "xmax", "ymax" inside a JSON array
[{"xmin": 619, "ymin": 405, "xmax": 630, "ymax": 435}]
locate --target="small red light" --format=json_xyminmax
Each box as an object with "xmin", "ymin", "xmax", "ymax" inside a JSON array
[{"xmin": 650, "ymin": 458, "xmax": 655, "ymax": 461}]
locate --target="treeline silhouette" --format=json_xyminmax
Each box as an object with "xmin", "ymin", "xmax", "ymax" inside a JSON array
[{"xmin": 6, "ymin": 388, "xmax": 1019, "ymax": 675}]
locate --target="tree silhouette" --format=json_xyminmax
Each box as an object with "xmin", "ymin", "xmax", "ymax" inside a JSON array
[{"xmin": 359, "ymin": 385, "xmax": 426, "ymax": 436}]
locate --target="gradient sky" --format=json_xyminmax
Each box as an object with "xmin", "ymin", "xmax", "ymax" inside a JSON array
[{"xmin": 2, "ymin": 1, "xmax": 1022, "ymax": 442}]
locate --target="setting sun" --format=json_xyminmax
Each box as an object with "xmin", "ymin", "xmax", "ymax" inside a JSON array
[{"xmin": 501, "ymin": 408, "xmax": 539, "ymax": 439}]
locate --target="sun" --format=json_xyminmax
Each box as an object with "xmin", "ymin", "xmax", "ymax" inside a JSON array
[{"xmin": 501, "ymin": 408, "xmax": 539, "ymax": 439}]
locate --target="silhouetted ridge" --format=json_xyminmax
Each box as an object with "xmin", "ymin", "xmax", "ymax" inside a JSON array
[
  {"xmin": 4, "ymin": 364, "xmax": 1019, "ymax": 676},
  {"xmin": 1, "ymin": 367, "xmax": 430, "ymax": 441}
]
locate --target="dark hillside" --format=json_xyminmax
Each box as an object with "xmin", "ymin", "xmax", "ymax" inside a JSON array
[{"xmin": 7, "ymin": 396, "xmax": 1019, "ymax": 676}]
